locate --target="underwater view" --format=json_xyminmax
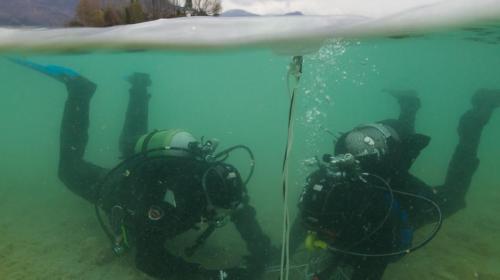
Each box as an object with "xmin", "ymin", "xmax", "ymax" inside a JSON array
[{"xmin": 1, "ymin": 7, "xmax": 500, "ymax": 280}]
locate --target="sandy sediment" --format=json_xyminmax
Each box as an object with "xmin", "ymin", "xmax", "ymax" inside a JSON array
[{"xmin": 1, "ymin": 179, "xmax": 499, "ymax": 280}]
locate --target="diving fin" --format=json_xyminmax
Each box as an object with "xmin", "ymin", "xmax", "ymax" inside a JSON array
[{"xmin": 8, "ymin": 57, "xmax": 80, "ymax": 83}]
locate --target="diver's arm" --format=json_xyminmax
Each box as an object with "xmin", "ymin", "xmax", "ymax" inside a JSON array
[
  {"xmin": 135, "ymin": 224, "xmax": 203, "ymax": 279},
  {"xmin": 119, "ymin": 73, "xmax": 151, "ymax": 158},
  {"xmin": 58, "ymin": 76, "xmax": 108, "ymax": 204},
  {"xmin": 136, "ymin": 235, "xmax": 255, "ymax": 280},
  {"xmin": 231, "ymin": 203, "xmax": 273, "ymax": 278}
]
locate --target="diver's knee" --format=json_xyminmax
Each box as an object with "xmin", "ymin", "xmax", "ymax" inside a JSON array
[
  {"xmin": 57, "ymin": 161, "xmax": 82, "ymax": 193},
  {"xmin": 57, "ymin": 162, "xmax": 72, "ymax": 186},
  {"xmin": 441, "ymin": 199, "xmax": 467, "ymax": 217},
  {"xmin": 65, "ymin": 76, "xmax": 97, "ymax": 97}
]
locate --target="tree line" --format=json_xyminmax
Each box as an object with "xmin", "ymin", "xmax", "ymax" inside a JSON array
[{"xmin": 68, "ymin": 0, "xmax": 222, "ymax": 27}]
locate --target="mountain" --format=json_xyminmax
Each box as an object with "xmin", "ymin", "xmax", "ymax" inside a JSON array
[
  {"xmin": 284, "ymin": 11, "xmax": 303, "ymax": 16},
  {"xmin": 0, "ymin": 0, "xmax": 78, "ymax": 26},
  {"xmin": 0, "ymin": 2, "xmax": 302, "ymax": 27},
  {"xmin": 220, "ymin": 9, "xmax": 259, "ymax": 17},
  {"xmin": 220, "ymin": 9, "xmax": 304, "ymax": 17}
]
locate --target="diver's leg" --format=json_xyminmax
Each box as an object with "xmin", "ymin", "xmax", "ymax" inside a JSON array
[
  {"xmin": 438, "ymin": 89, "xmax": 500, "ymax": 215},
  {"xmin": 9, "ymin": 58, "xmax": 107, "ymax": 203},
  {"xmin": 119, "ymin": 73, "xmax": 151, "ymax": 158},
  {"xmin": 58, "ymin": 77, "xmax": 108, "ymax": 203},
  {"xmin": 386, "ymin": 89, "xmax": 421, "ymax": 134}
]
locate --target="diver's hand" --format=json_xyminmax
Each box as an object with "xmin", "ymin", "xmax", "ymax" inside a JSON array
[{"xmin": 205, "ymin": 268, "xmax": 252, "ymax": 280}]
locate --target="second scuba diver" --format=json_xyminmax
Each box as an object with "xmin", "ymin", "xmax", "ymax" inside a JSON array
[
  {"xmin": 291, "ymin": 89, "xmax": 500, "ymax": 280},
  {"xmin": 13, "ymin": 59, "xmax": 272, "ymax": 280}
]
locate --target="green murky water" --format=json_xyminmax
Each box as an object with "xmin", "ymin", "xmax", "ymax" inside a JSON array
[{"xmin": 0, "ymin": 24, "xmax": 500, "ymax": 280}]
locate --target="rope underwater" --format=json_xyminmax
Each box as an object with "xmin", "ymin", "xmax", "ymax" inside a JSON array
[{"xmin": 280, "ymin": 56, "xmax": 303, "ymax": 280}]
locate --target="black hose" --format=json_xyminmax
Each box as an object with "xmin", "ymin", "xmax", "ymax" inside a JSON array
[
  {"xmin": 214, "ymin": 145, "xmax": 255, "ymax": 185},
  {"xmin": 326, "ymin": 178, "xmax": 443, "ymax": 257}
]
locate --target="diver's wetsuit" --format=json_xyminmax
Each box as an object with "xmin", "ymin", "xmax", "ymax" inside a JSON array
[
  {"xmin": 291, "ymin": 90, "xmax": 497, "ymax": 280},
  {"xmin": 57, "ymin": 77, "xmax": 272, "ymax": 279}
]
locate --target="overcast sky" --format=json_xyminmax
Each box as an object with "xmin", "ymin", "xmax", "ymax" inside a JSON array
[{"xmin": 221, "ymin": 0, "xmax": 440, "ymax": 16}]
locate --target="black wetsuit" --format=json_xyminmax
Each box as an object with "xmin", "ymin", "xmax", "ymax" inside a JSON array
[
  {"xmin": 291, "ymin": 92, "xmax": 496, "ymax": 280},
  {"xmin": 57, "ymin": 77, "xmax": 272, "ymax": 280}
]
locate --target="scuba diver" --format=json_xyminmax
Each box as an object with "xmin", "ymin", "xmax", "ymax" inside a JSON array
[
  {"xmin": 11, "ymin": 58, "xmax": 272, "ymax": 280},
  {"xmin": 291, "ymin": 89, "xmax": 500, "ymax": 280}
]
